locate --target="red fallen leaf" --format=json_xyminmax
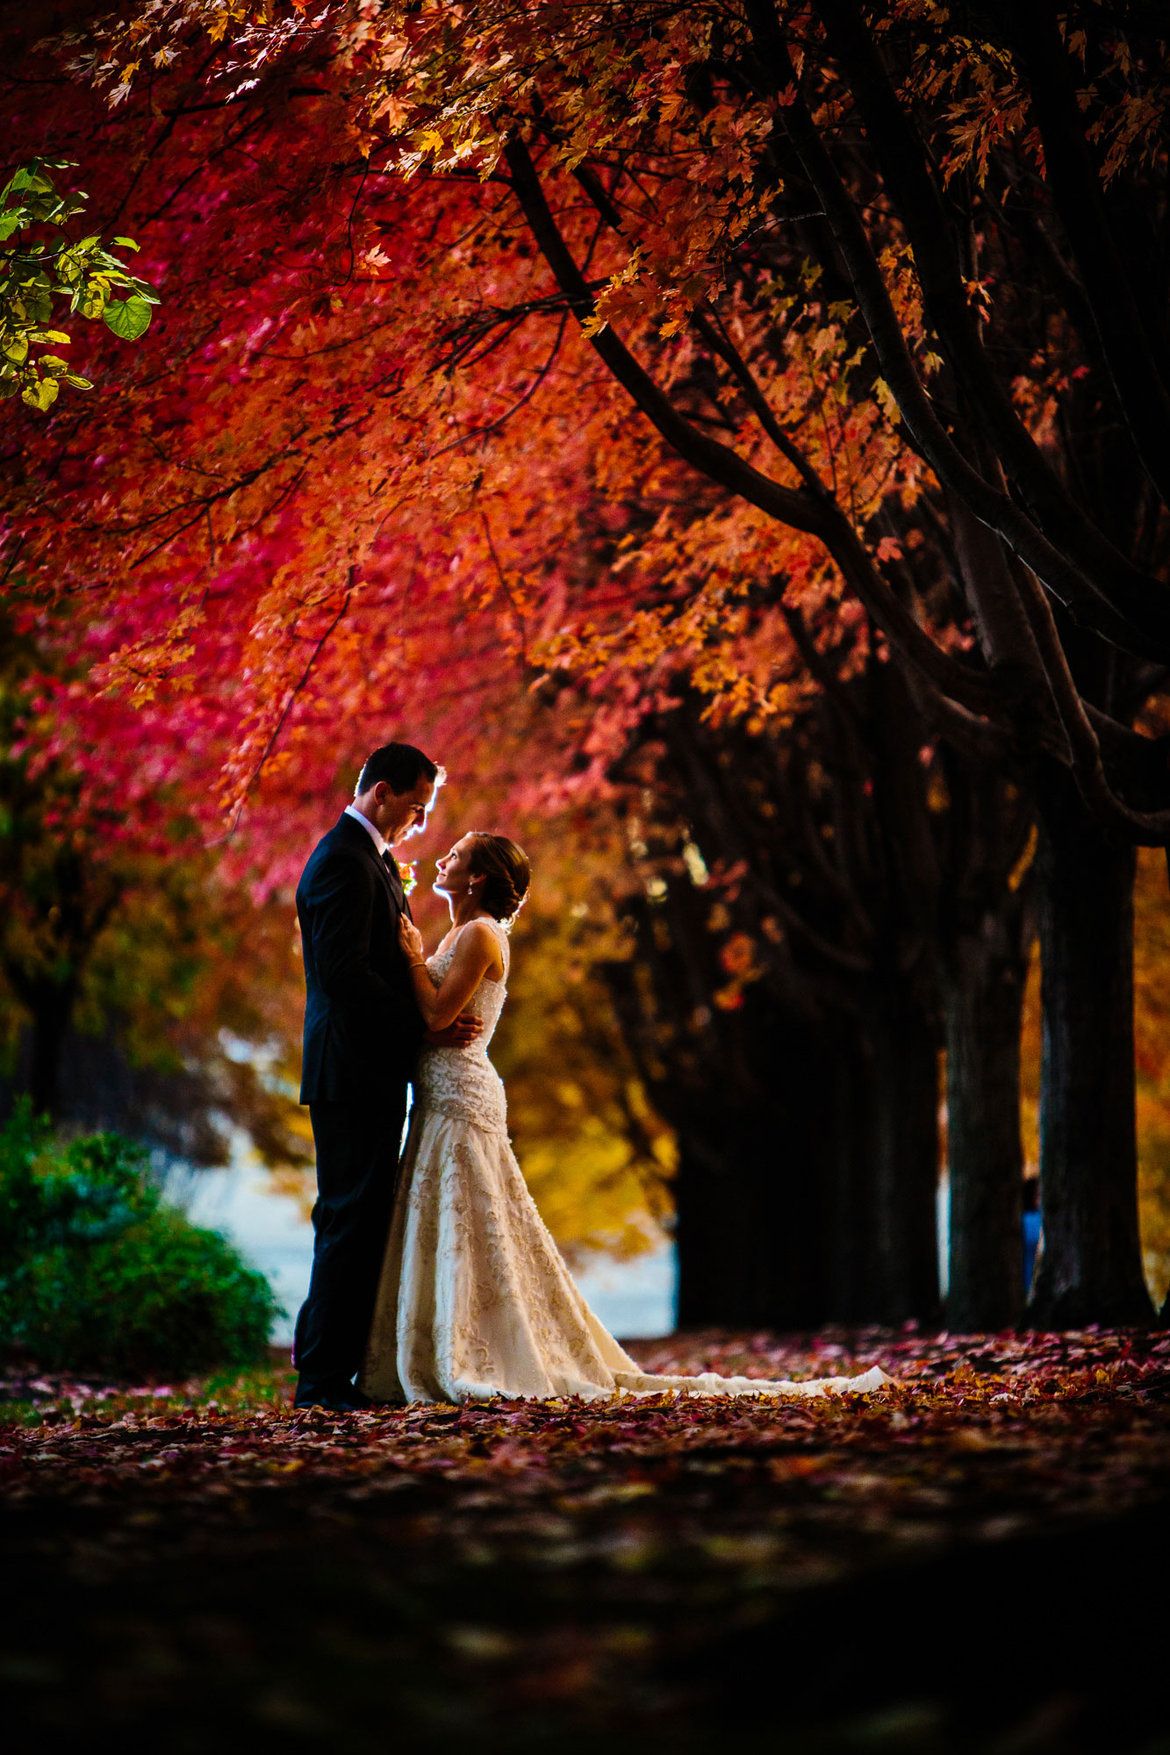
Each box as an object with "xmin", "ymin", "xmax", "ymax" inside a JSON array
[{"xmin": 767, "ymin": 1454, "xmax": 837, "ymax": 1480}]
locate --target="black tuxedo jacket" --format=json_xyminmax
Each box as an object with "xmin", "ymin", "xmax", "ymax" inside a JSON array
[{"xmin": 296, "ymin": 813, "xmax": 424, "ymax": 1104}]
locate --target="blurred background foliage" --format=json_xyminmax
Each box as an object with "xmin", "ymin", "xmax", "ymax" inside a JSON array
[
  {"xmin": 491, "ymin": 900, "xmax": 676, "ymax": 1266},
  {"xmin": 0, "ymin": 599, "xmax": 310, "ymax": 1171},
  {"xmin": 0, "ymin": 1102, "xmax": 277, "ymax": 1375}
]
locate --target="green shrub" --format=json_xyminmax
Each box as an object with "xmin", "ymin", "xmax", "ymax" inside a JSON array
[{"xmin": 0, "ymin": 1101, "xmax": 279, "ymax": 1376}]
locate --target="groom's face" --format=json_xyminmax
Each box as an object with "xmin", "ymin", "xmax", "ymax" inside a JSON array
[{"xmin": 380, "ymin": 776, "xmax": 436, "ymax": 846}]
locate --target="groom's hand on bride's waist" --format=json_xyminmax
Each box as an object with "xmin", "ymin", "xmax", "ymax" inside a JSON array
[{"xmin": 425, "ymin": 1015, "xmax": 483, "ymax": 1048}]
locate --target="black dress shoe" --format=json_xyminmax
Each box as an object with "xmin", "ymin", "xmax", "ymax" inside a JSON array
[{"xmin": 293, "ymin": 1383, "xmax": 373, "ymax": 1413}]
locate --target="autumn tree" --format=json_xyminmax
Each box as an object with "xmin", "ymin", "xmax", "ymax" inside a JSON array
[
  {"xmin": 0, "ymin": 589, "xmax": 307, "ymax": 1165},
  {"xmin": 569, "ymin": 557, "xmax": 1035, "ymax": 1328},
  {"xmin": 413, "ymin": 0, "xmax": 1168, "ymax": 1326}
]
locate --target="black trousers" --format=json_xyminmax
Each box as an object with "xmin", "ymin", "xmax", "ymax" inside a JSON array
[{"xmin": 293, "ymin": 1091, "xmax": 407, "ymax": 1393}]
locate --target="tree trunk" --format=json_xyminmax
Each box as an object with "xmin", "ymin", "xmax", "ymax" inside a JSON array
[
  {"xmin": 604, "ymin": 884, "xmax": 843, "ymax": 1332},
  {"xmin": 821, "ymin": 1017, "xmax": 878, "ymax": 1322},
  {"xmin": 867, "ymin": 989, "xmax": 942, "ymax": 1326},
  {"xmin": 670, "ymin": 1018, "xmax": 833, "ymax": 1330},
  {"xmin": 673, "ymin": 1122, "xmax": 824, "ymax": 1330},
  {"xmin": 23, "ymin": 978, "xmax": 77, "ymax": 1123},
  {"xmin": 1029, "ymin": 766, "xmax": 1154, "ymax": 1326},
  {"xmin": 943, "ymin": 921, "xmax": 1028, "ymax": 1332},
  {"xmin": 671, "ymin": 996, "xmax": 941, "ymax": 1330}
]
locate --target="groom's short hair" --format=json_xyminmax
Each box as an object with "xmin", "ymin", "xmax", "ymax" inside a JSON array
[{"xmin": 356, "ymin": 743, "xmax": 443, "ymax": 797}]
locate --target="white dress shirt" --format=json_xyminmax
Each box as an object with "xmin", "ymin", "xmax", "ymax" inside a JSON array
[{"xmin": 343, "ymin": 802, "xmax": 388, "ymax": 859}]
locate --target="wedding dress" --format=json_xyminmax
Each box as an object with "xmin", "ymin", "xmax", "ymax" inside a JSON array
[{"xmin": 360, "ymin": 919, "xmax": 886, "ymax": 1404}]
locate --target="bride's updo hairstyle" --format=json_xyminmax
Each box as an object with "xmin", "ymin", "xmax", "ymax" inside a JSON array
[{"xmin": 468, "ymin": 833, "xmax": 531, "ymax": 928}]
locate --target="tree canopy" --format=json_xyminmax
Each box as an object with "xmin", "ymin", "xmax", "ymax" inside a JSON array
[{"xmin": 25, "ymin": 0, "xmax": 1167, "ymax": 846}]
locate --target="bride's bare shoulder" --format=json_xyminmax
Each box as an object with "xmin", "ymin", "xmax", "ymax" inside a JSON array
[{"xmin": 460, "ymin": 915, "xmax": 506, "ymax": 979}]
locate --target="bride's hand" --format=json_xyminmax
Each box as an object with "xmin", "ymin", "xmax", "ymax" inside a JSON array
[{"xmin": 399, "ymin": 917, "xmax": 425, "ymax": 963}]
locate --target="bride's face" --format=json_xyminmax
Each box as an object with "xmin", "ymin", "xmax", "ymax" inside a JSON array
[{"xmin": 434, "ymin": 836, "xmax": 478, "ymax": 899}]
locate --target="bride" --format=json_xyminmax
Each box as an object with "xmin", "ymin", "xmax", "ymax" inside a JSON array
[{"xmin": 360, "ymin": 831, "xmax": 885, "ymax": 1405}]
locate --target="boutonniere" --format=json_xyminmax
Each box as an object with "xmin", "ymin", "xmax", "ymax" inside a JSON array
[{"xmin": 397, "ymin": 859, "xmax": 417, "ymax": 895}]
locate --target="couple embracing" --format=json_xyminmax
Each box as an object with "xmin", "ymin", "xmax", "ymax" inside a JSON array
[{"xmin": 293, "ymin": 742, "xmax": 885, "ymax": 1411}]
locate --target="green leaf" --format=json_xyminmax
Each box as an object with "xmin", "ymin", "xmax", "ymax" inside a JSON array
[
  {"xmin": 0, "ymin": 210, "xmax": 26, "ymax": 243},
  {"xmin": 112, "ymin": 236, "xmax": 140, "ymax": 252},
  {"xmin": 34, "ymin": 196, "xmax": 70, "ymax": 227},
  {"xmin": 102, "ymin": 296, "xmax": 153, "ymax": 341},
  {"xmin": 32, "ymin": 331, "xmax": 71, "ymax": 345},
  {"xmin": 2, "ymin": 335, "xmax": 29, "ymax": 364},
  {"xmin": 21, "ymin": 376, "xmax": 59, "ymax": 411},
  {"xmin": 62, "ymin": 374, "xmax": 93, "ymax": 391}
]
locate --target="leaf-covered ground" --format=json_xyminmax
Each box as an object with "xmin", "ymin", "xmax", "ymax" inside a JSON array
[{"xmin": 3, "ymin": 1328, "xmax": 1170, "ymax": 1754}]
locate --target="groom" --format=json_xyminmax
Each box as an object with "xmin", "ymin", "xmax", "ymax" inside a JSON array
[{"xmin": 292, "ymin": 741, "xmax": 478, "ymax": 1412}]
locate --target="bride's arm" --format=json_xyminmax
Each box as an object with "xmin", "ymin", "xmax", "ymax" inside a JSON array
[{"xmin": 399, "ymin": 917, "xmax": 498, "ymax": 1031}]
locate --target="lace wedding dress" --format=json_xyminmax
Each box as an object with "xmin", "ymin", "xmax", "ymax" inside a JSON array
[{"xmin": 360, "ymin": 918, "xmax": 886, "ymax": 1404}]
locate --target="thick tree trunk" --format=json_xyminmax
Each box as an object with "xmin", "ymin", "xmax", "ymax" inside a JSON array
[
  {"xmin": 17, "ymin": 978, "xmax": 77, "ymax": 1123},
  {"xmin": 867, "ymin": 990, "xmax": 942, "ymax": 1325},
  {"xmin": 943, "ymin": 923, "xmax": 1028, "ymax": 1332},
  {"xmin": 673, "ymin": 1119, "xmax": 825, "ymax": 1330},
  {"xmin": 605, "ymin": 885, "xmax": 844, "ymax": 1332},
  {"xmin": 610, "ymin": 916, "xmax": 943, "ymax": 1329},
  {"xmin": 671, "ymin": 1020, "xmax": 833, "ymax": 1330},
  {"xmin": 671, "ymin": 997, "xmax": 941, "ymax": 1330},
  {"xmin": 1029, "ymin": 767, "xmax": 1154, "ymax": 1326}
]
